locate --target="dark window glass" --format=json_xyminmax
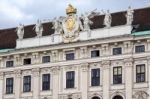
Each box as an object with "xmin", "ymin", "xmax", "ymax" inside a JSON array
[
  {"xmin": 135, "ymin": 45, "xmax": 145, "ymax": 53},
  {"xmin": 113, "ymin": 95, "xmax": 123, "ymax": 99},
  {"xmin": 24, "ymin": 58, "xmax": 31, "ymax": 65},
  {"xmin": 91, "ymin": 68, "xmax": 100, "ymax": 86},
  {"xmin": 66, "ymin": 53, "xmax": 74, "ymax": 60},
  {"xmin": 23, "ymin": 76, "xmax": 31, "ymax": 92},
  {"xmin": 42, "ymin": 74, "xmax": 50, "ymax": 90},
  {"xmin": 6, "ymin": 61, "xmax": 14, "ymax": 67},
  {"xmin": 113, "ymin": 47, "xmax": 122, "ymax": 55},
  {"xmin": 66, "ymin": 71, "xmax": 75, "ymax": 88},
  {"xmin": 113, "ymin": 67, "xmax": 122, "ymax": 84},
  {"xmin": 6, "ymin": 78, "xmax": 13, "ymax": 94},
  {"xmin": 91, "ymin": 50, "xmax": 100, "ymax": 57},
  {"xmin": 136, "ymin": 64, "xmax": 145, "ymax": 83},
  {"xmin": 42, "ymin": 56, "xmax": 50, "ymax": 63}
]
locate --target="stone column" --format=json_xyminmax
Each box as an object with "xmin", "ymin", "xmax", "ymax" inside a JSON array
[
  {"xmin": 124, "ymin": 58, "xmax": 133, "ymax": 99},
  {"xmin": 32, "ymin": 68, "xmax": 40, "ymax": 99},
  {"xmin": 0, "ymin": 72, "xmax": 4, "ymax": 99},
  {"xmin": 51, "ymin": 50, "xmax": 59, "ymax": 62},
  {"xmin": 81, "ymin": 63, "xmax": 89, "ymax": 99},
  {"xmin": 14, "ymin": 70, "xmax": 21, "ymax": 99},
  {"xmin": 102, "ymin": 60, "xmax": 110, "ymax": 99},
  {"xmin": 32, "ymin": 53, "xmax": 39, "ymax": 64},
  {"xmin": 52, "ymin": 66, "xmax": 60, "ymax": 99},
  {"xmin": 147, "ymin": 57, "xmax": 150, "ymax": 99},
  {"xmin": 14, "ymin": 55, "xmax": 20, "ymax": 66}
]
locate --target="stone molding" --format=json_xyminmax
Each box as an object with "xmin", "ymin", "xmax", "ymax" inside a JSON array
[
  {"xmin": 32, "ymin": 68, "xmax": 40, "ymax": 77},
  {"xmin": 51, "ymin": 66, "xmax": 60, "ymax": 75},
  {"xmin": 14, "ymin": 69, "xmax": 22, "ymax": 78},
  {"xmin": 0, "ymin": 72, "xmax": 4, "ymax": 80},
  {"xmin": 124, "ymin": 58, "xmax": 133, "ymax": 67},
  {"xmin": 81, "ymin": 63, "xmax": 89, "ymax": 72},
  {"xmin": 102, "ymin": 60, "xmax": 110, "ymax": 69}
]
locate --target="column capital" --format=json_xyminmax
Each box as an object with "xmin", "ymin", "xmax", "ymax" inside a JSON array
[
  {"xmin": 51, "ymin": 66, "xmax": 60, "ymax": 75},
  {"xmin": 81, "ymin": 63, "xmax": 89, "ymax": 72},
  {"xmin": 0, "ymin": 72, "xmax": 4, "ymax": 80},
  {"xmin": 124, "ymin": 58, "xmax": 133, "ymax": 67},
  {"xmin": 102, "ymin": 60, "xmax": 110, "ymax": 70},
  {"xmin": 14, "ymin": 69, "xmax": 21, "ymax": 78},
  {"xmin": 32, "ymin": 68, "xmax": 40, "ymax": 77}
]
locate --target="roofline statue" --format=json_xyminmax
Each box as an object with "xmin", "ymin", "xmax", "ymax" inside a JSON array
[
  {"xmin": 126, "ymin": 6, "xmax": 134, "ymax": 25},
  {"xmin": 33, "ymin": 19, "xmax": 43, "ymax": 37},
  {"xmin": 16, "ymin": 23, "xmax": 24, "ymax": 40},
  {"xmin": 102, "ymin": 10, "xmax": 112, "ymax": 28}
]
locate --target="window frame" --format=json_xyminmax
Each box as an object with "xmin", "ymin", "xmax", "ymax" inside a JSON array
[
  {"xmin": 42, "ymin": 74, "xmax": 50, "ymax": 91},
  {"xmin": 113, "ymin": 66, "xmax": 122, "ymax": 84},
  {"xmin": 136, "ymin": 64, "xmax": 145, "ymax": 83},
  {"xmin": 112, "ymin": 47, "xmax": 122, "ymax": 55},
  {"xmin": 6, "ymin": 77, "xmax": 14, "ymax": 94},
  {"xmin": 23, "ymin": 58, "xmax": 31, "ymax": 65},
  {"xmin": 65, "ymin": 52, "xmax": 75, "ymax": 61},
  {"xmin": 66, "ymin": 71, "xmax": 75, "ymax": 88},
  {"xmin": 6, "ymin": 60, "xmax": 14, "ymax": 68},
  {"xmin": 23, "ymin": 75, "xmax": 31, "ymax": 92},
  {"xmin": 91, "ymin": 50, "xmax": 100, "ymax": 58},
  {"xmin": 135, "ymin": 45, "xmax": 145, "ymax": 53},
  {"xmin": 91, "ymin": 68, "xmax": 100, "ymax": 86},
  {"xmin": 42, "ymin": 56, "xmax": 51, "ymax": 63}
]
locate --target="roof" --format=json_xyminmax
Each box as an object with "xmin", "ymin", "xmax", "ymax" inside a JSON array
[{"xmin": 0, "ymin": 7, "xmax": 150, "ymax": 49}]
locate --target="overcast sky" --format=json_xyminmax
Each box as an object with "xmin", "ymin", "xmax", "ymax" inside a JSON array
[{"xmin": 0, "ymin": 0, "xmax": 150, "ymax": 29}]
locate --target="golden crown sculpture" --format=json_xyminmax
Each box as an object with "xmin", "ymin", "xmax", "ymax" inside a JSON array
[{"xmin": 66, "ymin": 4, "xmax": 77, "ymax": 14}]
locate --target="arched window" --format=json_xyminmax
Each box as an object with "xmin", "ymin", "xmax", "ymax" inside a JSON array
[
  {"xmin": 92, "ymin": 96, "xmax": 100, "ymax": 99},
  {"xmin": 113, "ymin": 95, "xmax": 123, "ymax": 99}
]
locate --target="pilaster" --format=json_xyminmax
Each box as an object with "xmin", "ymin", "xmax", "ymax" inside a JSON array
[
  {"xmin": 102, "ymin": 60, "xmax": 110, "ymax": 99},
  {"xmin": 0, "ymin": 72, "xmax": 4, "ymax": 99},
  {"xmin": 147, "ymin": 57, "xmax": 150, "ymax": 99},
  {"xmin": 32, "ymin": 68, "xmax": 40, "ymax": 99},
  {"xmin": 124, "ymin": 58, "xmax": 133, "ymax": 99},
  {"xmin": 52, "ymin": 66, "xmax": 60, "ymax": 99},
  {"xmin": 81, "ymin": 63, "xmax": 89, "ymax": 99},
  {"xmin": 32, "ymin": 53, "xmax": 39, "ymax": 64},
  {"xmin": 14, "ymin": 70, "xmax": 21, "ymax": 99}
]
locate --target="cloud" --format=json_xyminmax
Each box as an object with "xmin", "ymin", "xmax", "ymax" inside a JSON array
[{"xmin": 0, "ymin": 0, "xmax": 150, "ymax": 29}]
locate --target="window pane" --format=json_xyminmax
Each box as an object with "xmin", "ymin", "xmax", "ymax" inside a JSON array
[
  {"xmin": 66, "ymin": 71, "xmax": 75, "ymax": 88},
  {"xmin": 91, "ymin": 50, "xmax": 100, "ymax": 57},
  {"xmin": 66, "ymin": 53, "xmax": 74, "ymax": 60},
  {"xmin": 113, "ymin": 47, "xmax": 122, "ymax": 55},
  {"xmin": 6, "ymin": 61, "xmax": 14, "ymax": 67},
  {"xmin": 42, "ymin": 56, "xmax": 50, "ymax": 63},
  {"xmin": 23, "ymin": 76, "xmax": 31, "ymax": 92},
  {"xmin": 91, "ymin": 68, "xmax": 100, "ymax": 86},
  {"xmin": 24, "ymin": 58, "xmax": 31, "ymax": 65},
  {"xmin": 6, "ymin": 78, "xmax": 13, "ymax": 94},
  {"xmin": 113, "ymin": 67, "xmax": 122, "ymax": 84},
  {"xmin": 136, "ymin": 64, "xmax": 145, "ymax": 83},
  {"xmin": 135, "ymin": 45, "xmax": 145, "ymax": 53},
  {"xmin": 42, "ymin": 74, "xmax": 50, "ymax": 90}
]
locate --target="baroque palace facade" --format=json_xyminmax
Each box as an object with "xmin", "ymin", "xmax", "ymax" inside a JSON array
[{"xmin": 0, "ymin": 5, "xmax": 150, "ymax": 99}]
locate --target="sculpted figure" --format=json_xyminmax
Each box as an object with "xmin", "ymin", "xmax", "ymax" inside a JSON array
[
  {"xmin": 34, "ymin": 19, "xmax": 43, "ymax": 37},
  {"xmin": 126, "ymin": 6, "xmax": 134, "ymax": 25},
  {"xmin": 103, "ymin": 10, "xmax": 112, "ymax": 28},
  {"xmin": 52, "ymin": 17, "xmax": 62, "ymax": 34},
  {"xmin": 16, "ymin": 23, "xmax": 24, "ymax": 40}
]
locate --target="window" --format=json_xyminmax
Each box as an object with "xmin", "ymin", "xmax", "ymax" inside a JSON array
[
  {"xmin": 113, "ymin": 67, "xmax": 122, "ymax": 84},
  {"xmin": 23, "ymin": 76, "xmax": 31, "ymax": 92},
  {"xmin": 42, "ymin": 56, "xmax": 50, "ymax": 63},
  {"xmin": 42, "ymin": 74, "xmax": 50, "ymax": 90},
  {"xmin": 24, "ymin": 58, "xmax": 31, "ymax": 65},
  {"xmin": 6, "ymin": 61, "xmax": 14, "ymax": 67},
  {"xmin": 66, "ymin": 71, "xmax": 75, "ymax": 88},
  {"xmin": 66, "ymin": 52, "xmax": 74, "ymax": 60},
  {"xmin": 6, "ymin": 78, "xmax": 13, "ymax": 94},
  {"xmin": 91, "ymin": 68, "xmax": 100, "ymax": 86},
  {"xmin": 113, "ymin": 47, "xmax": 122, "ymax": 55},
  {"xmin": 136, "ymin": 64, "xmax": 145, "ymax": 83},
  {"xmin": 91, "ymin": 50, "xmax": 100, "ymax": 57},
  {"xmin": 135, "ymin": 45, "xmax": 145, "ymax": 53}
]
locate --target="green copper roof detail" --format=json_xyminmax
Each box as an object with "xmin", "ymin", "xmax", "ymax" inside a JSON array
[
  {"xmin": 0, "ymin": 49, "xmax": 15, "ymax": 53},
  {"xmin": 132, "ymin": 30, "xmax": 150, "ymax": 36}
]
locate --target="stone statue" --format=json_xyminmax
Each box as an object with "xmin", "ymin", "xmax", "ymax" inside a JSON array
[
  {"xmin": 103, "ymin": 10, "xmax": 112, "ymax": 28},
  {"xmin": 126, "ymin": 6, "xmax": 134, "ymax": 25},
  {"xmin": 34, "ymin": 19, "xmax": 43, "ymax": 37},
  {"xmin": 81, "ymin": 9, "xmax": 100, "ymax": 31},
  {"xmin": 16, "ymin": 23, "xmax": 24, "ymax": 40},
  {"xmin": 52, "ymin": 17, "xmax": 63, "ymax": 34}
]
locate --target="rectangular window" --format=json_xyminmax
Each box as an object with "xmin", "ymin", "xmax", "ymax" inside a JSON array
[
  {"xmin": 6, "ymin": 61, "xmax": 14, "ymax": 67},
  {"xmin": 135, "ymin": 45, "xmax": 145, "ymax": 53},
  {"xmin": 113, "ymin": 47, "xmax": 122, "ymax": 55},
  {"xmin": 6, "ymin": 78, "xmax": 13, "ymax": 94},
  {"xmin": 42, "ymin": 56, "xmax": 50, "ymax": 63},
  {"xmin": 91, "ymin": 50, "xmax": 100, "ymax": 58},
  {"xmin": 136, "ymin": 64, "xmax": 145, "ymax": 83},
  {"xmin": 91, "ymin": 68, "xmax": 100, "ymax": 86},
  {"xmin": 42, "ymin": 74, "xmax": 50, "ymax": 90},
  {"xmin": 24, "ymin": 58, "xmax": 31, "ymax": 65},
  {"xmin": 66, "ymin": 52, "xmax": 75, "ymax": 60},
  {"xmin": 113, "ymin": 67, "xmax": 122, "ymax": 84},
  {"xmin": 23, "ymin": 76, "xmax": 31, "ymax": 92},
  {"xmin": 66, "ymin": 71, "xmax": 75, "ymax": 88}
]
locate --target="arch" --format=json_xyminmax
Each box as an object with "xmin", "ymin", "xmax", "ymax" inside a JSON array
[
  {"xmin": 113, "ymin": 95, "xmax": 123, "ymax": 99},
  {"xmin": 92, "ymin": 96, "xmax": 100, "ymax": 99},
  {"xmin": 111, "ymin": 92, "xmax": 125, "ymax": 99}
]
